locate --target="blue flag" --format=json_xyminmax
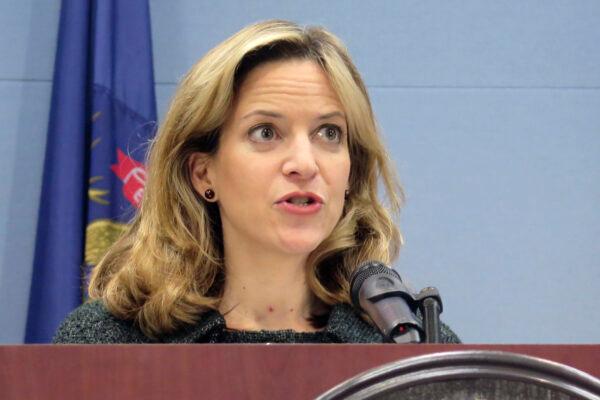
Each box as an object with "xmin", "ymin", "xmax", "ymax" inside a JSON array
[{"xmin": 25, "ymin": 0, "xmax": 157, "ymax": 343}]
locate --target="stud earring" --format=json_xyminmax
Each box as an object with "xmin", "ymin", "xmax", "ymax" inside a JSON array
[
  {"xmin": 204, "ymin": 188, "xmax": 215, "ymax": 200},
  {"xmin": 344, "ymin": 189, "xmax": 350, "ymax": 199}
]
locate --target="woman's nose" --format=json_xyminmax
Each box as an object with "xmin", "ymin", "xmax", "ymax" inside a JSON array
[{"xmin": 281, "ymin": 135, "xmax": 319, "ymax": 180}]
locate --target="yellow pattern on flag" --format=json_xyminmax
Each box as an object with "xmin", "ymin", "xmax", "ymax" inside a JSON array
[{"xmin": 85, "ymin": 219, "xmax": 128, "ymax": 265}]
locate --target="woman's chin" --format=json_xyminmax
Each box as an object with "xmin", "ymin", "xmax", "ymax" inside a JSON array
[{"xmin": 275, "ymin": 234, "xmax": 326, "ymax": 256}]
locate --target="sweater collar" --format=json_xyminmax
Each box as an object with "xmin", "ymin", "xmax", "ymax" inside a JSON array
[{"xmin": 161, "ymin": 303, "xmax": 384, "ymax": 343}]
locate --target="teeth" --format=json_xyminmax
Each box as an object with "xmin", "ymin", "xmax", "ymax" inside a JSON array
[{"xmin": 288, "ymin": 197, "xmax": 311, "ymax": 205}]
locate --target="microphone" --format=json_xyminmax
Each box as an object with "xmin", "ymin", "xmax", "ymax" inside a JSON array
[{"xmin": 350, "ymin": 261, "xmax": 423, "ymax": 343}]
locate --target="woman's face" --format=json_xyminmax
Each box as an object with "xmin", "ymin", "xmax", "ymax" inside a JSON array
[{"xmin": 196, "ymin": 59, "xmax": 351, "ymax": 257}]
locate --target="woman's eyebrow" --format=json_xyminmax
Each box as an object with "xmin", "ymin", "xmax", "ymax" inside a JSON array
[
  {"xmin": 241, "ymin": 110, "xmax": 346, "ymax": 120},
  {"xmin": 317, "ymin": 111, "xmax": 345, "ymax": 120},
  {"xmin": 241, "ymin": 110, "xmax": 284, "ymax": 120}
]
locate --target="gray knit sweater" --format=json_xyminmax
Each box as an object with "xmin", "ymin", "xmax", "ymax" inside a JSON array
[{"xmin": 53, "ymin": 300, "xmax": 461, "ymax": 344}]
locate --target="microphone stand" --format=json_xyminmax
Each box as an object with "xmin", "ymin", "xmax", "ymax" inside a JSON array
[
  {"xmin": 415, "ymin": 287, "xmax": 443, "ymax": 344},
  {"xmin": 389, "ymin": 286, "xmax": 443, "ymax": 344}
]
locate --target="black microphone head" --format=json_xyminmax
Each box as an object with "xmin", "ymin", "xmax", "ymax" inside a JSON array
[{"xmin": 350, "ymin": 260, "xmax": 402, "ymax": 309}]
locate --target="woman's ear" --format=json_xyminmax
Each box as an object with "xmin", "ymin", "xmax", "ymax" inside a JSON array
[{"xmin": 188, "ymin": 152, "xmax": 217, "ymax": 201}]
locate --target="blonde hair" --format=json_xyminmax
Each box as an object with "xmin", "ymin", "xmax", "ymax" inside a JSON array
[{"xmin": 88, "ymin": 20, "xmax": 403, "ymax": 339}]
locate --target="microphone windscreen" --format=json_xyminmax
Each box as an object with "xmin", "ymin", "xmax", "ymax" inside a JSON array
[{"xmin": 350, "ymin": 261, "xmax": 402, "ymax": 309}]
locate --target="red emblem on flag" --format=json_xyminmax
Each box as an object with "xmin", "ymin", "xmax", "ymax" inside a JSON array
[{"xmin": 111, "ymin": 148, "xmax": 147, "ymax": 208}]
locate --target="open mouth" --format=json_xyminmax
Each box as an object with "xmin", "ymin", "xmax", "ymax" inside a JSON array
[
  {"xmin": 277, "ymin": 192, "xmax": 323, "ymax": 207},
  {"xmin": 285, "ymin": 196, "xmax": 316, "ymax": 206},
  {"xmin": 276, "ymin": 192, "xmax": 323, "ymax": 214}
]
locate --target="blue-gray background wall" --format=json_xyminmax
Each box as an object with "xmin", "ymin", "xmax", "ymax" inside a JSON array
[{"xmin": 0, "ymin": 0, "xmax": 598, "ymax": 343}]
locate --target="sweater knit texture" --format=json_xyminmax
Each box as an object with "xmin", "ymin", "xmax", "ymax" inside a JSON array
[{"xmin": 53, "ymin": 300, "xmax": 460, "ymax": 344}]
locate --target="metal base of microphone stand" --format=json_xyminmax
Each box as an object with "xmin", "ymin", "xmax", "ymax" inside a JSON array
[
  {"xmin": 417, "ymin": 287, "xmax": 443, "ymax": 343},
  {"xmin": 422, "ymin": 297, "xmax": 441, "ymax": 343}
]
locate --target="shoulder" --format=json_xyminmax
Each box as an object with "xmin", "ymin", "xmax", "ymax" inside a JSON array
[
  {"xmin": 440, "ymin": 321, "xmax": 461, "ymax": 344},
  {"xmin": 326, "ymin": 303, "xmax": 385, "ymax": 343},
  {"xmin": 52, "ymin": 300, "xmax": 150, "ymax": 344}
]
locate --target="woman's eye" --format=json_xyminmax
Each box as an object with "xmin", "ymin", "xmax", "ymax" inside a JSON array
[
  {"xmin": 248, "ymin": 125, "xmax": 277, "ymax": 142},
  {"xmin": 317, "ymin": 125, "xmax": 342, "ymax": 143}
]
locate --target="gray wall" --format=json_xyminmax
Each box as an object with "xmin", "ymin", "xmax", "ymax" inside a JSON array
[{"xmin": 0, "ymin": 0, "xmax": 598, "ymax": 343}]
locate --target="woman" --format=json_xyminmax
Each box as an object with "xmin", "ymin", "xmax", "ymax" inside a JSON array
[{"xmin": 54, "ymin": 20, "xmax": 459, "ymax": 344}]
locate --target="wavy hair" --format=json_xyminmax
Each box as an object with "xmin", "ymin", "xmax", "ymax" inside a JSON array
[{"xmin": 88, "ymin": 20, "xmax": 403, "ymax": 339}]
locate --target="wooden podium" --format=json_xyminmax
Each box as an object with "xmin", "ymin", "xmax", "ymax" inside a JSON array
[{"xmin": 1, "ymin": 344, "xmax": 599, "ymax": 399}]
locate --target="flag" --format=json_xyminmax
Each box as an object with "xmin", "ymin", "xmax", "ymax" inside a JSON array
[{"xmin": 25, "ymin": 0, "xmax": 157, "ymax": 343}]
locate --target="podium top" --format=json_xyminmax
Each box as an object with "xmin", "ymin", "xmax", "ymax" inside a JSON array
[{"xmin": 0, "ymin": 344, "xmax": 598, "ymax": 400}]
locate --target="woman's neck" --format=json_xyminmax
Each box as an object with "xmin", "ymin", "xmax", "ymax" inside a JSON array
[{"xmin": 218, "ymin": 251, "xmax": 320, "ymax": 332}]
